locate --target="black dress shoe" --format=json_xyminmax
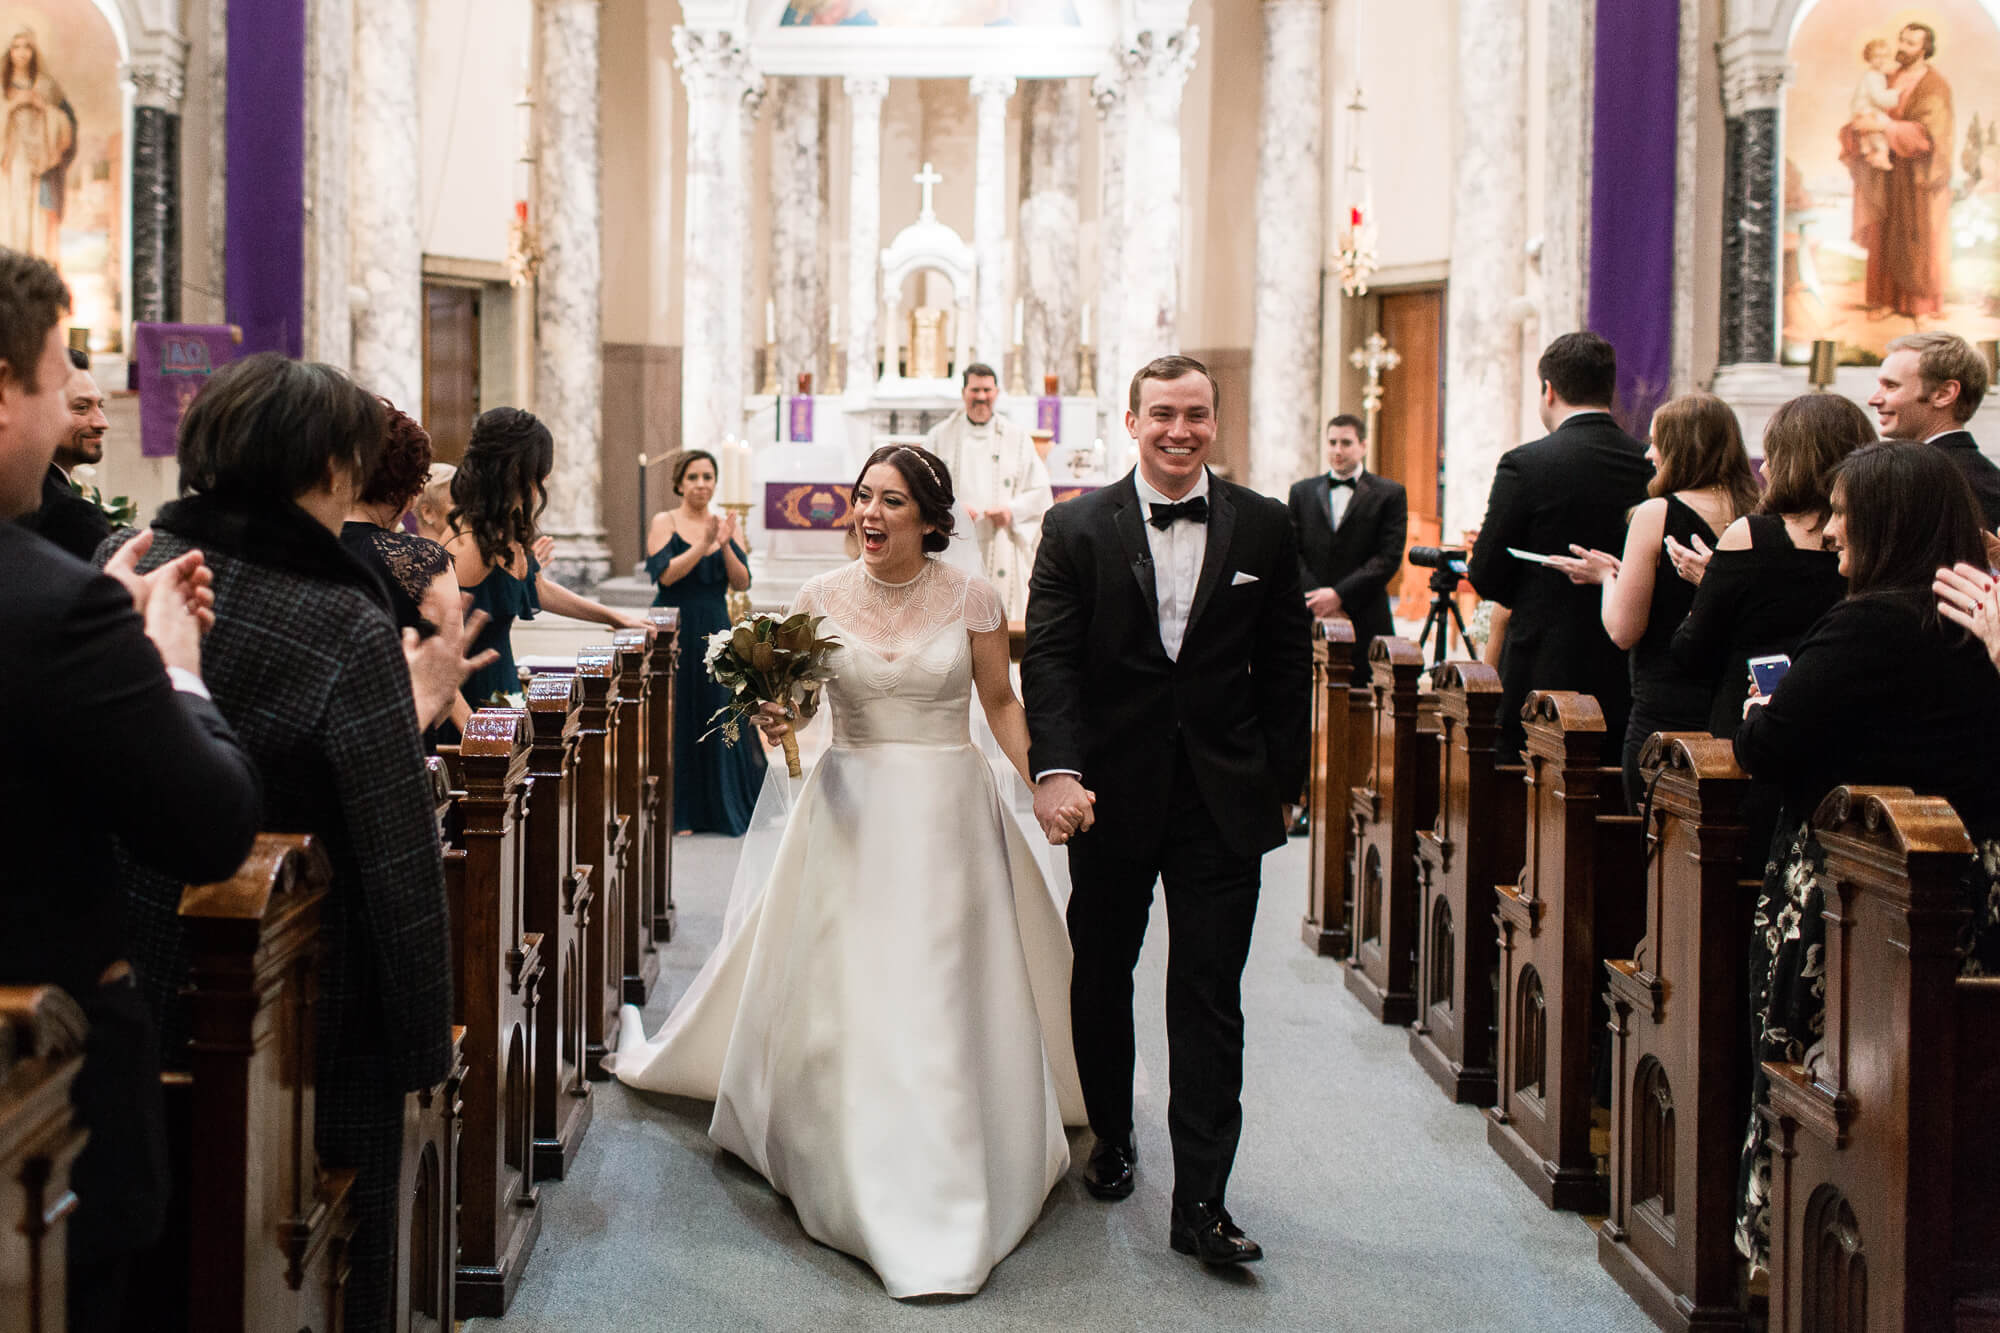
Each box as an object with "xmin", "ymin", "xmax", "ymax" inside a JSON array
[
  {"xmin": 1082, "ymin": 1136, "xmax": 1137, "ymax": 1200},
  {"xmin": 1170, "ymin": 1201, "xmax": 1264, "ymax": 1265}
]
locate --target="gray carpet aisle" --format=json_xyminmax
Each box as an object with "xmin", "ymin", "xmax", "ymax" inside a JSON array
[{"xmin": 482, "ymin": 832, "xmax": 1653, "ymax": 1333}]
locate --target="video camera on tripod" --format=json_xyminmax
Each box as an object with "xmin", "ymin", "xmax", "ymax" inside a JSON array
[{"xmin": 1406, "ymin": 546, "xmax": 1471, "ymax": 667}]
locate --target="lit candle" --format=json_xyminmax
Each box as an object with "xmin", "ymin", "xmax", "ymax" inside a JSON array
[
  {"xmin": 1013, "ymin": 299, "xmax": 1024, "ymax": 344},
  {"xmin": 765, "ymin": 299, "xmax": 776, "ymax": 344},
  {"xmin": 1080, "ymin": 302, "xmax": 1091, "ymax": 346}
]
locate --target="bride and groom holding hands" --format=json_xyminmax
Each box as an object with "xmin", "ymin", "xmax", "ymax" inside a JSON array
[{"xmin": 608, "ymin": 354, "xmax": 1312, "ymax": 1298}]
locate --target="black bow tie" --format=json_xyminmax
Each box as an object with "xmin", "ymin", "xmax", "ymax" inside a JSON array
[
  {"xmin": 1328, "ymin": 475, "xmax": 1358, "ymax": 490},
  {"xmin": 1149, "ymin": 495, "xmax": 1209, "ymax": 530}
]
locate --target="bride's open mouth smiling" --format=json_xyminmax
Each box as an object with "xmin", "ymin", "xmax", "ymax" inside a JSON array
[{"xmin": 860, "ymin": 524, "xmax": 889, "ymax": 553}]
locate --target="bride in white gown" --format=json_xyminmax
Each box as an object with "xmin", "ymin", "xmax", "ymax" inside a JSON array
[{"xmin": 607, "ymin": 445, "xmax": 1087, "ymax": 1299}]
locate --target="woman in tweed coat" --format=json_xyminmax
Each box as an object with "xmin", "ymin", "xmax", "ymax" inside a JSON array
[{"xmin": 107, "ymin": 354, "xmax": 465, "ymax": 1331}]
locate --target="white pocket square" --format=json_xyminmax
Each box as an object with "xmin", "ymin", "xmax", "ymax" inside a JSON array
[{"xmin": 1230, "ymin": 571, "xmax": 1259, "ymax": 586}]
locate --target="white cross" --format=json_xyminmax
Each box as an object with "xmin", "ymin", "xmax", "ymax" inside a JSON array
[{"xmin": 913, "ymin": 161, "xmax": 943, "ymax": 218}]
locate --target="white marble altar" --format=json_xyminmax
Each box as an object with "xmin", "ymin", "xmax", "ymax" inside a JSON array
[
  {"xmin": 1249, "ymin": 0, "xmax": 1324, "ymax": 499},
  {"xmin": 1019, "ymin": 79, "xmax": 1080, "ymax": 395},
  {"xmin": 350, "ymin": 0, "xmax": 423, "ymax": 409},
  {"xmin": 970, "ymin": 75, "xmax": 1016, "ymax": 364}
]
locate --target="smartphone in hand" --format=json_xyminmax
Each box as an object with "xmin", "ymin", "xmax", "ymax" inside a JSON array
[{"xmin": 1748, "ymin": 654, "xmax": 1792, "ymax": 697}]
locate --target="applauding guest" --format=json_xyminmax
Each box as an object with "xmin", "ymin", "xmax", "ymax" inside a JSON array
[
  {"xmin": 644, "ymin": 449, "xmax": 763, "ymax": 835},
  {"xmin": 16, "ymin": 344, "xmax": 112, "ymax": 560},
  {"xmin": 1287, "ymin": 413, "xmax": 1406, "ymax": 680},
  {"xmin": 1870, "ymin": 331, "xmax": 2000, "ymax": 528},
  {"xmin": 1546, "ymin": 393, "xmax": 1758, "ymax": 810},
  {"xmin": 1731, "ymin": 441, "xmax": 2000, "ymax": 1274}
]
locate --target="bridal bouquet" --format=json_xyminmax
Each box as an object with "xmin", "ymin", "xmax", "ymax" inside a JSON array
[{"xmin": 703, "ymin": 611, "xmax": 841, "ymax": 778}]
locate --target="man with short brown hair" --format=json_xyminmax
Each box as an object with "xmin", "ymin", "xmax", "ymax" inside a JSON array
[
  {"xmin": 18, "ymin": 345, "xmax": 113, "ymax": 559},
  {"xmin": 1870, "ymin": 331, "xmax": 2000, "ymax": 528}
]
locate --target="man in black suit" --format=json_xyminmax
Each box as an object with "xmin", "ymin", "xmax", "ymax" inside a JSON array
[
  {"xmin": 1467, "ymin": 331, "xmax": 1653, "ymax": 764},
  {"xmin": 1288, "ymin": 412, "xmax": 1408, "ymax": 681},
  {"xmin": 1870, "ymin": 331, "xmax": 2000, "ymax": 529},
  {"xmin": 0, "ymin": 247, "xmax": 262, "ymax": 1333},
  {"xmin": 17, "ymin": 345, "xmax": 113, "ymax": 560},
  {"xmin": 1024, "ymin": 355, "xmax": 1311, "ymax": 1267}
]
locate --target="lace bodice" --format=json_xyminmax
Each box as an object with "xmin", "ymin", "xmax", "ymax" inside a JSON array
[{"xmin": 795, "ymin": 559, "xmax": 1003, "ymax": 749}]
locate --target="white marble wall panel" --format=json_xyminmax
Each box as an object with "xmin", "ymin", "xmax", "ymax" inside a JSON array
[
  {"xmin": 770, "ymin": 77, "xmax": 826, "ymax": 390},
  {"xmin": 844, "ymin": 76, "xmax": 889, "ymax": 397},
  {"xmin": 971, "ymin": 75, "xmax": 1015, "ymax": 364},
  {"xmin": 303, "ymin": 0, "xmax": 351, "ymax": 367},
  {"xmin": 1249, "ymin": 0, "xmax": 1323, "ymax": 498},
  {"xmin": 349, "ymin": 0, "xmax": 423, "ymax": 409},
  {"xmin": 674, "ymin": 27, "xmax": 756, "ymax": 456},
  {"xmin": 1540, "ymin": 0, "xmax": 1593, "ymax": 339},
  {"xmin": 539, "ymin": 0, "xmax": 611, "ymax": 582},
  {"xmin": 1116, "ymin": 28, "xmax": 1198, "ymax": 379},
  {"xmin": 1019, "ymin": 78, "xmax": 1080, "ymax": 394},
  {"xmin": 1442, "ymin": 0, "xmax": 1528, "ymax": 539},
  {"xmin": 1092, "ymin": 71, "xmax": 1125, "ymax": 430}
]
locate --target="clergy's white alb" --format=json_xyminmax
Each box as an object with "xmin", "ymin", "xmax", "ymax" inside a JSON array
[{"xmin": 924, "ymin": 409, "xmax": 1052, "ymax": 619}]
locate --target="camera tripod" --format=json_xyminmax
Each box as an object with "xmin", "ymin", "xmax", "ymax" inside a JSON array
[{"xmin": 1415, "ymin": 565, "xmax": 1471, "ymax": 671}]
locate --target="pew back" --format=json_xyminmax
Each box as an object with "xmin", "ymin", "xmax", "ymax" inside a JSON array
[
  {"xmin": 1304, "ymin": 620, "xmax": 1368, "ymax": 958},
  {"xmin": 1344, "ymin": 637, "xmax": 1439, "ymax": 1025},
  {"xmin": 0, "ymin": 986, "xmax": 86, "ymax": 1333}
]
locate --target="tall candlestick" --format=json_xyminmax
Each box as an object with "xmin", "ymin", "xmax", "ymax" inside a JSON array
[
  {"xmin": 1080, "ymin": 302, "xmax": 1091, "ymax": 346},
  {"xmin": 765, "ymin": 299, "xmax": 776, "ymax": 344},
  {"xmin": 1012, "ymin": 298, "xmax": 1024, "ymax": 344},
  {"xmin": 830, "ymin": 302, "xmax": 840, "ymax": 340}
]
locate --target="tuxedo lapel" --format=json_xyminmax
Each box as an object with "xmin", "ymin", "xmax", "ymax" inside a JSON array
[
  {"xmin": 1109, "ymin": 478, "xmax": 1160, "ymax": 619},
  {"xmin": 1184, "ymin": 480, "xmax": 1236, "ymax": 636}
]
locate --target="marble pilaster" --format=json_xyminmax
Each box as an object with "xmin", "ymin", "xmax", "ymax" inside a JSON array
[
  {"xmin": 349, "ymin": 0, "xmax": 423, "ymax": 409},
  {"xmin": 770, "ymin": 77, "xmax": 826, "ymax": 390},
  {"xmin": 302, "ymin": 0, "xmax": 352, "ymax": 367},
  {"xmin": 1442, "ymin": 0, "xmax": 1528, "ymax": 538},
  {"xmin": 843, "ymin": 76, "xmax": 889, "ymax": 396},
  {"xmin": 1018, "ymin": 79, "xmax": 1080, "ymax": 393},
  {"xmin": 1670, "ymin": 0, "xmax": 1702, "ymax": 392},
  {"xmin": 1540, "ymin": 0, "xmax": 1593, "ymax": 336},
  {"xmin": 538, "ymin": 0, "xmax": 612, "ymax": 584},
  {"xmin": 738, "ymin": 80, "xmax": 766, "ymax": 400},
  {"xmin": 971, "ymin": 75, "xmax": 1016, "ymax": 364},
  {"xmin": 1092, "ymin": 71, "xmax": 1125, "ymax": 428},
  {"xmin": 1248, "ymin": 0, "xmax": 1323, "ymax": 498},
  {"xmin": 674, "ymin": 28, "xmax": 757, "ymax": 457},
  {"xmin": 1116, "ymin": 29, "xmax": 1198, "ymax": 378},
  {"xmin": 206, "ymin": 0, "xmax": 228, "ymax": 314},
  {"xmin": 125, "ymin": 51, "xmax": 185, "ymax": 325},
  {"xmin": 1718, "ymin": 55, "xmax": 1787, "ymax": 367}
]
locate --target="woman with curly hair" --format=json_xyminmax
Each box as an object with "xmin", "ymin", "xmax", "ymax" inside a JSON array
[{"xmin": 445, "ymin": 407, "xmax": 646, "ymax": 704}]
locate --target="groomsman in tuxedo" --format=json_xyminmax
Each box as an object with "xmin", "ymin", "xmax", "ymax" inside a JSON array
[
  {"xmin": 1466, "ymin": 332, "xmax": 1653, "ymax": 764},
  {"xmin": 1870, "ymin": 331, "xmax": 2000, "ymax": 529},
  {"xmin": 1287, "ymin": 413, "xmax": 1407, "ymax": 681},
  {"xmin": 17, "ymin": 345, "xmax": 113, "ymax": 561},
  {"xmin": 1024, "ymin": 355, "xmax": 1311, "ymax": 1267}
]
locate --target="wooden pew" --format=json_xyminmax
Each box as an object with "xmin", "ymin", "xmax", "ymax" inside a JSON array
[
  {"xmin": 395, "ymin": 1026, "xmax": 464, "ymax": 1333},
  {"xmin": 1487, "ymin": 691, "xmax": 1645, "ymax": 1212},
  {"xmin": 1302, "ymin": 619, "xmax": 1370, "ymax": 958},
  {"xmin": 1343, "ymin": 636, "xmax": 1440, "ymax": 1024},
  {"xmin": 1410, "ymin": 661, "xmax": 1523, "ymax": 1106},
  {"xmin": 1599, "ymin": 734, "xmax": 1758, "ymax": 1331},
  {"xmin": 1763, "ymin": 788, "xmax": 2000, "ymax": 1332},
  {"xmin": 645, "ymin": 607, "xmax": 681, "ymax": 943},
  {"xmin": 572, "ymin": 646, "xmax": 628, "ymax": 1080},
  {"xmin": 445, "ymin": 711, "xmax": 545, "ymax": 1316},
  {"xmin": 612, "ymin": 629, "xmax": 661, "ymax": 1004},
  {"xmin": 0, "ymin": 986, "xmax": 87, "ymax": 1333},
  {"xmin": 179, "ymin": 834, "xmax": 356, "ymax": 1332},
  {"xmin": 521, "ymin": 670, "xmax": 595, "ymax": 1181}
]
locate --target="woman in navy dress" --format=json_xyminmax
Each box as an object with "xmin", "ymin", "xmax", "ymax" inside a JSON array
[{"xmin": 646, "ymin": 449, "xmax": 763, "ymax": 835}]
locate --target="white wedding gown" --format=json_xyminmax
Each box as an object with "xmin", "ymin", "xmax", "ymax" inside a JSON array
[{"xmin": 607, "ymin": 558, "xmax": 1086, "ymax": 1299}]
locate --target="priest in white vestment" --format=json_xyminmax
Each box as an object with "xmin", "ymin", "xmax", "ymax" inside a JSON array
[{"xmin": 924, "ymin": 362, "xmax": 1051, "ymax": 618}]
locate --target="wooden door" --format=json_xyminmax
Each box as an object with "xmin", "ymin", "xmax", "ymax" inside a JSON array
[
  {"xmin": 423, "ymin": 284, "xmax": 480, "ymax": 464},
  {"xmin": 1373, "ymin": 286, "xmax": 1445, "ymax": 623}
]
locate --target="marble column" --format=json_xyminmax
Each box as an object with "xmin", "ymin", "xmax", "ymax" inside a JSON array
[
  {"xmin": 124, "ymin": 50, "xmax": 186, "ymax": 325},
  {"xmin": 1116, "ymin": 28, "xmax": 1198, "ymax": 375},
  {"xmin": 843, "ymin": 76, "xmax": 889, "ymax": 397},
  {"xmin": 1092, "ymin": 70, "xmax": 1125, "ymax": 429},
  {"xmin": 1670, "ymin": 0, "xmax": 1703, "ymax": 392},
  {"xmin": 349, "ymin": 0, "xmax": 422, "ymax": 409},
  {"xmin": 770, "ymin": 77, "xmax": 826, "ymax": 391},
  {"xmin": 538, "ymin": 0, "xmax": 612, "ymax": 584},
  {"xmin": 1718, "ymin": 55, "xmax": 1786, "ymax": 367},
  {"xmin": 1442, "ymin": 0, "xmax": 1528, "ymax": 538},
  {"xmin": 1540, "ymin": 0, "xmax": 1594, "ymax": 336},
  {"xmin": 302, "ymin": 0, "xmax": 353, "ymax": 367},
  {"xmin": 1249, "ymin": 0, "xmax": 1324, "ymax": 498},
  {"xmin": 1018, "ymin": 79, "xmax": 1080, "ymax": 393},
  {"xmin": 971, "ymin": 75, "xmax": 1015, "ymax": 365},
  {"xmin": 674, "ymin": 28, "xmax": 757, "ymax": 457},
  {"xmin": 738, "ymin": 80, "xmax": 766, "ymax": 401}
]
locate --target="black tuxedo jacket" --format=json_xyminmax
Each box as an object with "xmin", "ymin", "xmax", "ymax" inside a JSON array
[
  {"xmin": 1466, "ymin": 412, "xmax": 1654, "ymax": 752},
  {"xmin": 1287, "ymin": 470, "xmax": 1406, "ymax": 652},
  {"xmin": 1930, "ymin": 431, "xmax": 2000, "ymax": 530},
  {"xmin": 1023, "ymin": 470, "xmax": 1313, "ymax": 858},
  {"xmin": 16, "ymin": 463, "xmax": 112, "ymax": 562},
  {"xmin": 0, "ymin": 525, "xmax": 261, "ymax": 1000}
]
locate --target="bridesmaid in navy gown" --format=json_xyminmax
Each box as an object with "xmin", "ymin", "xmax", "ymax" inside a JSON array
[{"xmin": 646, "ymin": 449, "xmax": 763, "ymax": 835}]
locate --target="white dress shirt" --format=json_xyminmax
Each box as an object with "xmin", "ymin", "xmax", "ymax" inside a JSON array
[
  {"xmin": 1133, "ymin": 466, "xmax": 1212, "ymax": 662},
  {"xmin": 1326, "ymin": 465, "xmax": 1364, "ymax": 530}
]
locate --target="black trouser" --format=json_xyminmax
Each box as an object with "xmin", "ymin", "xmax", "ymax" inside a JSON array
[
  {"xmin": 1065, "ymin": 745, "xmax": 1262, "ymax": 1210},
  {"xmin": 67, "ymin": 974, "xmax": 168, "ymax": 1333}
]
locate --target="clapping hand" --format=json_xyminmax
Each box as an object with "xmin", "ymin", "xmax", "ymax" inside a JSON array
[
  {"xmin": 532, "ymin": 534, "xmax": 557, "ymax": 567},
  {"xmin": 1664, "ymin": 533, "xmax": 1712, "ymax": 586},
  {"xmin": 702, "ymin": 512, "xmax": 724, "ymax": 555},
  {"xmin": 405, "ymin": 594, "xmax": 498, "ymax": 727},
  {"xmin": 105, "ymin": 530, "xmax": 216, "ymax": 674},
  {"xmin": 1544, "ymin": 544, "xmax": 1621, "ymax": 586},
  {"xmin": 1936, "ymin": 562, "xmax": 2000, "ymax": 672},
  {"xmin": 1033, "ymin": 773, "xmax": 1097, "ymax": 846},
  {"xmin": 716, "ymin": 511, "xmax": 739, "ymax": 549}
]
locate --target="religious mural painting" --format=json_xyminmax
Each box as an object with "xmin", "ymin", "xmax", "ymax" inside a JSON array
[
  {"xmin": 0, "ymin": 2, "xmax": 123, "ymax": 352},
  {"xmin": 779, "ymin": 1, "xmax": 1081, "ymax": 26},
  {"xmin": 1782, "ymin": 0, "xmax": 2000, "ymax": 363}
]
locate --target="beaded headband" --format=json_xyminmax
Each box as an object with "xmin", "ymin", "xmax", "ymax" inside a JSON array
[{"xmin": 896, "ymin": 446, "xmax": 944, "ymax": 491}]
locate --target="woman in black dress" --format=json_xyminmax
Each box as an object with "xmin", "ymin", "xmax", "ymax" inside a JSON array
[
  {"xmin": 1731, "ymin": 441, "xmax": 2000, "ymax": 1272},
  {"xmin": 1546, "ymin": 392, "xmax": 1759, "ymax": 810}
]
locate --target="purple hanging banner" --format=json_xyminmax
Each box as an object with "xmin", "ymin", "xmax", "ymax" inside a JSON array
[
  {"xmin": 1051, "ymin": 483, "xmax": 1101, "ymax": 504},
  {"xmin": 134, "ymin": 323, "xmax": 245, "ymax": 458},
  {"xmin": 764, "ymin": 481, "xmax": 855, "ymax": 531},
  {"xmin": 788, "ymin": 395, "xmax": 814, "ymax": 442},
  {"xmin": 1036, "ymin": 396, "xmax": 1061, "ymax": 441}
]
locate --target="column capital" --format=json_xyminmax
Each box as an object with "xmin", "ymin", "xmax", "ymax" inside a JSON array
[
  {"xmin": 122, "ymin": 46, "xmax": 188, "ymax": 111},
  {"xmin": 671, "ymin": 26, "xmax": 755, "ymax": 95},
  {"xmin": 1719, "ymin": 50, "xmax": 1789, "ymax": 116},
  {"xmin": 1120, "ymin": 25, "xmax": 1200, "ymax": 91},
  {"xmin": 969, "ymin": 73, "xmax": 1016, "ymax": 102},
  {"xmin": 1091, "ymin": 69, "xmax": 1125, "ymax": 115},
  {"xmin": 842, "ymin": 74, "xmax": 890, "ymax": 105}
]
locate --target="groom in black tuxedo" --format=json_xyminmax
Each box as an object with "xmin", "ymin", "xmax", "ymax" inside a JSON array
[{"xmin": 1023, "ymin": 355, "xmax": 1311, "ymax": 1266}]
